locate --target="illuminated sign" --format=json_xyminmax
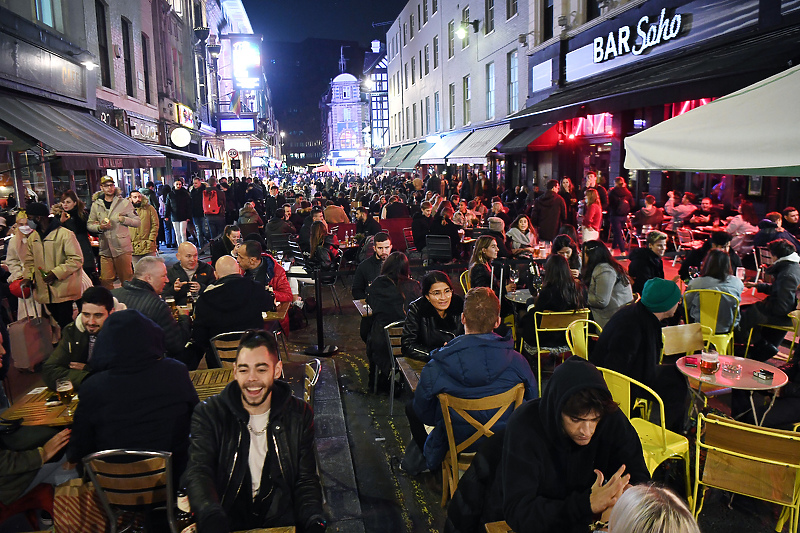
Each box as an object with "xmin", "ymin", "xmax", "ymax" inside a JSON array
[
  {"xmin": 231, "ymin": 35, "xmax": 263, "ymax": 90},
  {"xmin": 593, "ymin": 9, "xmax": 684, "ymax": 63},
  {"xmin": 175, "ymin": 103, "xmax": 195, "ymax": 129},
  {"xmin": 219, "ymin": 117, "xmax": 256, "ymax": 134}
]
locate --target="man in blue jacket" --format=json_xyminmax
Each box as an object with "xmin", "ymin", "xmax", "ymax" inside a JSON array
[{"xmin": 410, "ymin": 287, "xmax": 537, "ymax": 470}]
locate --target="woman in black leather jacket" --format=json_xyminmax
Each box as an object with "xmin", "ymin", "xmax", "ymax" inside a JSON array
[
  {"xmin": 401, "ymin": 271, "xmax": 464, "ymax": 361},
  {"xmin": 306, "ymin": 221, "xmax": 340, "ymax": 283}
]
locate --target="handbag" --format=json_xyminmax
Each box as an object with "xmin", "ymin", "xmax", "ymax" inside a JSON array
[
  {"xmin": 9, "ymin": 296, "xmax": 53, "ymax": 371},
  {"xmin": 53, "ymin": 478, "xmax": 108, "ymax": 533}
]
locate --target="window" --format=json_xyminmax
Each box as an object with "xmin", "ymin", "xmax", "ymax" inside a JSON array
[
  {"xmin": 507, "ymin": 0, "xmax": 517, "ymax": 19},
  {"xmin": 121, "ymin": 18, "xmax": 134, "ymax": 97},
  {"xmin": 95, "ymin": 1, "xmax": 111, "ymax": 88},
  {"xmin": 425, "ymin": 96, "xmax": 431, "ymax": 135},
  {"xmin": 587, "ymin": 0, "xmax": 601, "ymax": 21},
  {"xmin": 411, "ymin": 57, "xmax": 416, "ymax": 85},
  {"xmin": 448, "ymin": 83, "xmax": 456, "ymax": 129},
  {"xmin": 543, "ymin": 0, "xmax": 554, "ymax": 41},
  {"xmin": 432, "ymin": 0, "xmax": 438, "ymax": 14},
  {"xmin": 35, "ymin": 0, "xmax": 64, "ymax": 32},
  {"xmin": 463, "ymin": 75, "xmax": 471, "ymax": 124},
  {"xmin": 433, "ymin": 35, "xmax": 439, "ymax": 68},
  {"xmin": 486, "ymin": 62, "xmax": 495, "ymax": 120},
  {"xmin": 141, "ymin": 34, "xmax": 152, "ymax": 104},
  {"xmin": 447, "ymin": 21, "xmax": 455, "ymax": 58},
  {"xmin": 461, "ymin": 7, "xmax": 470, "ymax": 48},
  {"xmin": 413, "ymin": 103, "xmax": 417, "ymax": 137},
  {"xmin": 485, "ymin": 0, "xmax": 494, "ymax": 34},
  {"xmin": 410, "ymin": 14, "xmax": 415, "ymax": 38},
  {"xmin": 434, "ymin": 92, "xmax": 441, "ymax": 132},
  {"xmin": 418, "ymin": 5, "xmax": 421, "ymax": 29},
  {"xmin": 424, "ymin": 44, "xmax": 430, "ymax": 75},
  {"xmin": 507, "ymin": 50, "xmax": 518, "ymax": 114},
  {"xmin": 403, "ymin": 23, "xmax": 408, "ymax": 45},
  {"xmin": 344, "ymin": 108, "xmax": 351, "ymax": 121},
  {"xmin": 406, "ymin": 107, "xmax": 410, "ymax": 139},
  {"xmin": 404, "ymin": 63, "xmax": 409, "ymax": 89},
  {"xmin": 423, "ymin": 0, "xmax": 428, "ymax": 23}
]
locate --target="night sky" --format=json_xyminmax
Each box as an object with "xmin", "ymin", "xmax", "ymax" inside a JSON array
[{"xmin": 241, "ymin": 0, "xmax": 407, "ymax": 45}]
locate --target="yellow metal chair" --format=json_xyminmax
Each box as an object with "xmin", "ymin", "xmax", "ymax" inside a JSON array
[
  {"xmin": 564, "ymin": 319, "xmax": 603, "ymax": 360},
  {"xmin": 694, "ymin": 413, "xmax": 800, "ymax": 533},
  {"xmin": 438, "ymin": 383, "xmax": 525, "ymax": 507},
  {"xmin": 304, "ymin": 358, "xmax": 321, "ymax": 408},
  {"xmin": 745, "ymin": 309, "xmax": 800, "ymax": 360},
  {"xmin": 460, "ymin": 270, "xmax": 471, "ymax": 293},
  {"xmin": 533, "ymin": 309, "xmax": 590, "ymax": 396},
  {"xmin": 598, "ymin": 367, "xmax": 693, "ymax": 509},
  {"xmin": 485, "ymin": 522, "xmax": 514, "ymax": 533},
  {"xmin": 683, "ymin": 289, "xmax": 740, "ymax": 355}
]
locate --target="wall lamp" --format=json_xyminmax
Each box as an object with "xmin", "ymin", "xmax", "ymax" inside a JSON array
[
  {"xmin": 455, "ymin": 20, "xmax": 479, "ymax": 39},
  {"xmin": 67, "ymin": 50, "xmax": 98, "ymax": 71}
]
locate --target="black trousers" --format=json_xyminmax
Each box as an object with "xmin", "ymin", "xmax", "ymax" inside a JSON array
[{"xmin": 46, "ymin": 301, "xmax": 75, "ymax": 331}]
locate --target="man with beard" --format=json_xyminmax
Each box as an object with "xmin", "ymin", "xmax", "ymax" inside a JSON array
[
  {"xmin": 183, "ymin": 331, "xmax": 326, "ymax": 532},
  {"xmin": 129, "ymin": 190, "xmax": 159, "ymax": 264}
]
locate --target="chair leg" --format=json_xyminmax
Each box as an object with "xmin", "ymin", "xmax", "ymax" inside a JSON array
[
  {"xmin": 389, "ymin": 359, "xmax": 396, "ymax": 416},
  {"xmin": 745, "ymin": 328, "xmax": 756, "ymax": 358},
  {"xmin": 440, "ymin": 462, "xmax": 450, "ymax": 507}
]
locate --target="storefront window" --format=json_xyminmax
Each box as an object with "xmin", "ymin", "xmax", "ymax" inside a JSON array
[{"xmin": 17, "ymin": 151, "xmax": 48, "ymax": 205}]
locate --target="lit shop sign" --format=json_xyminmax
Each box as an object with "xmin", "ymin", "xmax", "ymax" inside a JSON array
[
  {"xmin": 231, "ymin": 36, "xmax": 263, "ymax": 90},
  {"xmin": 219, "ymin": 117, "xmax": 256, "ymax": 134},
  {"xmin": 593, "ymin": 9, "xmax": 684, "ymax": 63},
  {"xmin": 176, "ymin": 103, "xmax": 195, "ymax": 129}
]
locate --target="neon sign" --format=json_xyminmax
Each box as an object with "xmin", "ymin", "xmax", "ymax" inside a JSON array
[{"xmin": 593, "ymin": 9, "xmax": 684, "ymax": 63}]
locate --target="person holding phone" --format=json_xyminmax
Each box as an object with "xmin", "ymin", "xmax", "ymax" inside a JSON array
[
  {"xmin": 162, "ymin": 242, "xmax": 216, "ymax": 306},
  {"xmin": 210, "ymin": 225, "xmax": 242, "ymax": 267}
]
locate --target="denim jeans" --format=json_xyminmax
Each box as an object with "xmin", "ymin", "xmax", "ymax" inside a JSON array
[
  {"xmin": 205, "ymin": 214, "xmax": 225, "ymax": 242},
  {"xmin": 192, "ymin": 216, "xmax": 209, "ymax": 247}
]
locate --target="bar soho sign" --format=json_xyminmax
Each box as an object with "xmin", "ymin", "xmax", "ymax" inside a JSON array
[{"xmin": 593, "ymin": 8, "xmax": 685, "ymax": 63}]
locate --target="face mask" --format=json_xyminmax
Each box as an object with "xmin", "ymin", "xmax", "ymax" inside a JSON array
[
  {"xmin": 19, "ymin": 225, "xmax": 33, "ymax": 235},
  {"xmin": 26, "ymin": 219, "xmax": 37, "ymax": 231}
]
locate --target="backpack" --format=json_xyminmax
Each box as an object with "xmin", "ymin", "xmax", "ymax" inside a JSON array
[{"xmin": 203, "ymin": 189, "xmax": 221, "ymax": 215}]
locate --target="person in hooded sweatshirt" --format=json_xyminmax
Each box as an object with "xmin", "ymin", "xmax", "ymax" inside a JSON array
[
  {"xmin": 410, "ymin": 287, "xmax": 537, "ymax": 471},
  {"xmin": 192, "ymin": 256, "xmax": 277, "ymax": 366},
  {"xmin": 529, "ymin": 180, "xmax": 566, "ymax": 242},
  {"xmin": 753, "ymin": 212, "xmax": 800, "ymax": 251},
  {"xmin": 66, "ymin": 309, "xmax": 198, "ymax": 479},
  {"xmin": 501, "ymin": 357, "xmax": 649, "ymax": 533}
]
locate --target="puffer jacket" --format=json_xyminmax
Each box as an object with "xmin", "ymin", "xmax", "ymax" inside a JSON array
[
  {"xmin": 755, "ymin": 253, "xmax": 800, "ymax": 320},
  {"xmin": 167, "ymin": 187, "xmax": 192, "ymax": 222},
  {"xmin": 182, "ymin": 380, "xmax": 325, "ymax": 532},
  {"xmin": 413, "ymin": 331, "xmax": 537, "ymax": 469},
  {"xmin": 129, "ymin": 197, "xmax": 159, "ymax": 256},
  {"xmin": 87, "ymin": 188, "xmax": 141, "ymax": 257},
  {"xmin": 401, "ymin": 294, "xmax": 464, "ymax": 360},
  {"xmin": 24, "ymin": 219, "xmax": 83, "ymax": 304}
]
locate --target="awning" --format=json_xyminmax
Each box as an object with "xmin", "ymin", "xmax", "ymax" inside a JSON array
[
  {"xmin": 396, "ymin": 142, "xmax": 434, "ymax": 171},
  {"xmin": 0, "ymin": 95, "xmax": 166, "ymax": 170},
  {"xmin": 511, "ymin": 24, "xmax": 800, "ymax": 128},
  {"xmin": 373, "ymin": 146, "xmax": 399, "ymax": 170},
  {"xmin": 382, "ymin": 143, "xmax": 416, "ymax": 169},
  {"xmin": 146, "ymin": 144, "xmax": 223, "ymax": 169},
  {"xmin": 500, "ymin": 124, "xmax": 558, "ymax": 153},
  {"xmin": 447, "ymin": 124, "xmax": 512, "ymax": 164},
  {"xmin": 419, "ymin": 131, "xmax": 472, "ymax": 165}
]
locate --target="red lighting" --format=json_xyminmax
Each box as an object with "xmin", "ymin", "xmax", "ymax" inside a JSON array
[
  {"xmin": 607, "ymin": 130, "xmax": 613, "ymax": 136},
  {"xmin": 568, "ymin": 134, "xmax": 575, "ymax": 140}
]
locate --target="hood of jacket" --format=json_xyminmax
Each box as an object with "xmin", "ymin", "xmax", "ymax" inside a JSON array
[
  {"xmin": 92, "ymin": 188, "xmax": 122, "ymax": 202},
  {"xmin": 220, "ymin": 376, "xmax": 294, "ymax": 422},
  {"xmin": 429, "ymin": 331, "xmax": 519, "ymax": 387},
  {"xmin": 773, "ymin": 252, "xmax": 800, "ymax": 267},
  {"xmin": 538, "ymin": 357, "xmax": 611, "ymax": 447},
  {"xmin": 132, "ymin": 195, "xmax": 151, "ymax": 208},
  {"xmin": 90, "ymin": 309, "xmax": 165, "ymax": 373},
  {"xmin": 536, "ymin": 191, "xmax": 560, "ymax": 207},
  {"xmin": 202, "ymin": 275, "xmax": 261, "ymax": 312},
  {"xmin": 758, "ymin": 219, "xmax": 779, "ymax": 230},
  {"xmin": 239, "ymin": 204, "xmax": 258, "ymax": 216}
]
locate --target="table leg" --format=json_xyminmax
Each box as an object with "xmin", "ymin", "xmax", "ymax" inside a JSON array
[{"xmin": 757, "ymin": 390, "xmax": 780, "ymax": 427}]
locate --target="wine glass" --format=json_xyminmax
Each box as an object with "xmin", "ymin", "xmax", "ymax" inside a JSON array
[{"xmin": 56, "ymin": 378, "xmax": 75, "ymax": 416}]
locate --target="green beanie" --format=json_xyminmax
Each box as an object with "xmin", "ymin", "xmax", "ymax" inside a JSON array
[{"xmin": 641, "ymin": 278, "xmax": 681, "ymax": 313}]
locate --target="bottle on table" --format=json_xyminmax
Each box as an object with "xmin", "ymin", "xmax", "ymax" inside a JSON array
[{"xmin": 175, "ymin": 490, "xmax": 196, "ymax": 532}]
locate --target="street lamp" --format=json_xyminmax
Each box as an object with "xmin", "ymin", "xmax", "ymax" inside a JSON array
[
  {"xmin": 456, "ymin": 20, "xmax": 480, "ymax": 39},
  {"xmin": 207, "ymin": 43, "xmax": 222, "ymax": 116}
]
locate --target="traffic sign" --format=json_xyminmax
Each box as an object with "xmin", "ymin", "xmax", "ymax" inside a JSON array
[{"xmin": 227, "ymin": 149, "xmax": 239, "ymax": 158}]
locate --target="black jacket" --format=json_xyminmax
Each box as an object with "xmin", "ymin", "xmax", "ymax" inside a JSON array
[
  {"xmin": 411, "ymin": 212, "xmax": 433, "ymax": 251},
  {"xmin": 182, "ymin": 380, "xmax": 325, "ymax": 532},
  {"xmin": 401, "ymin": 295, "xmax": 464, "ymax": 360},
  {"xmin": 753, "ymin": 219, "xmax": 800, "ymax": 250},
  {"xmin": 385, "ymin": 202, "xmax": 410, "ymax": 219},
  {"xmin": 167, "ymin": 187, "xmax": 192, "ymax": 222},
  {"xmin": 366, "ymin": 275, "xmax": 421, "ymax": 374},
  {"xmin": 307, "ymin": 238, "xmax": 341, "ymax": 284},
  {"xmin": 112, "ymin": 278, "xmax": 191, "ymax": 357},
  {"xmin": 162, "ymin": 261, "xmax": 216, "ymax": 305},
  {"xmin": 502, "ymin": 358, "xmax": 649, "ymax": 533},
  {"xmin": 608, "ymin": 186, "xmax": 633, "ymax": 216},
  {"xmin": 356, "ymin": 215, "xmax": 382, "ymax": 237},
  {"xmin": 352, "ymin": 255, "xmax": 383, "ymax": 300},
  {"xmin": 590, "ymin": 301, "xmax": 660, "ymax": 385},
  {"xmin": 755, "ymin": 255, "xmax": 800, "ymax": 320},
  {"xmin": 522, "ymin": 286, "xmax": 583, "ymax": 348},
  {"xmin": 190, "ymin": 183, "xmax": 206, "ymax": 218},
  {"xmin": 529, "ymin": 191, "xmax": 566, "ymax": 242},
  {"xmin": 210, "ymin": 235, "xmax": 236, "ymax": 267},
  {"xmin": 627, "ymin": 247, "xmax": 664, "ymax": 295},
  {"xmin": 429, "ymin": 217, "xmax": 461, "ymax": 259}
]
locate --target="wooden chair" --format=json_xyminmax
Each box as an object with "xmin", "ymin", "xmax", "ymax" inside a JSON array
[
  {"xmin": 533, "ymin": 309, "xmax": 590, "ymax": 396},
  {"xmin": 439, "ymin": 383, "xmax": 525, "ymax": 506},
  {"xmin": 485, "ymin": 521, "xmax": 514, "ymax": 533},
  {"xmin": 683, "ymin": 289, "xmax": 740, "ymax": 355},
  {"xmin": 460, "ymin": 270, "xmax": 471, "ymax": 293},
  {"xmin": 426, "ymin": 235, "xmax": 452, "ymax": 263},
  {"xmin": 597, "ymin": 367, "xmax": 693, "ymax": 509},
  {"xmin": 210, "ymin": 331, "xmax": 284, "ymax": 372},
  {"xmin": 304, "ymin": 358, "xmax": 321, "ymax": 408},
  {"xmin": 564, "ymin": 319, "xmax": 603, "ymax": 360},
  {"xmin": 661, "ymin": 322, "xmax": 707, "ymax": 363},
  {"xmin": 745, "ymin": 309, "xmax": 800, "ymax": 359},
  {"xmin": 694, "ymin": 413, "xmax": 800, "ymax": 533},
  {"xmin": 384, "ymin": 320, "xmax": 406, "ymax": 415},
  {"xmin": 82, "ymin": 450, "xmax": 178, "ymax": 533}
]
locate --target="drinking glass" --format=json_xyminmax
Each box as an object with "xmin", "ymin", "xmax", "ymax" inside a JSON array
[
  {"xmin": 56, "ymin": 378, "xmax": 75, "ymax": 416},
  {"xmin": 699, "ymin": 352, "xmax": 720, "ymax": 377},
  {"xmin": 509, "ymin": 270, "xmax": 519, "ymax": 285}
]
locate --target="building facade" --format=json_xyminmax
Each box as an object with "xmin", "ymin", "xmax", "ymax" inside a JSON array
[{"xmin": 321, "ymin": 72, "xmax": 366, "ymax": 174}]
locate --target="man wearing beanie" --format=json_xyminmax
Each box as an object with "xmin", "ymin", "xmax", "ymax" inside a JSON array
[{"xmin": 590, "ymin": 278, "xmax": 688, "ymax": 432}]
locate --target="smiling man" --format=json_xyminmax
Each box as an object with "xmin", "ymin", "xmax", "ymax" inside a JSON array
[
  {"xmin": 502, "ymin": 357, "xmax": 649, "ymax": 533},
  {"xmin": 183, "ymin": 331, "xmax": 327, "ymax": 533}
]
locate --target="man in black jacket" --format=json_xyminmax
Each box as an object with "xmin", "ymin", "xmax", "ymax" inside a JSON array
[
  {"xmin": 183, "ymin": 331, "xmax": 326, "ymax": 533},
  {"xmin": 627, "ymin": 230, "xmax": 667, "ymax": 295},
  {"xmin": 411, "ymin": 201, "xmax": 433, "ymax": 252},
  {"xmin": 607, "ymin": 176, "xmax": 633, "ymax": 255},
  {"xmin": 162, "ymin": 242, "xmax": 216, "ymax": 305},
  {"xmin": 190, "ymin": 176, "xmax": 208, "ymax": 248},
  {"xmin": 112, "ymin": 256, "xmax": 192, "ymax": 362},
  {"xmin": 355, "ymin": 206, "xmax": 382, "ymax": 237}
]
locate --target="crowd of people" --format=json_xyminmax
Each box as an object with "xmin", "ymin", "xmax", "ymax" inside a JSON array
[{"xmin": 3, "ymin": 168, "xmax": 800, "ymax": 532}]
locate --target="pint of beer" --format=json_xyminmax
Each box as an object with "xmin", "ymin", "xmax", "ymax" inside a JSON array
[
  {"xmin": 699, "ymin": 352, "xmax": 720, "ymax": 376},
  {"xmin": 56, "ymin": 379, "xmax": 74, "ymax": 407}
]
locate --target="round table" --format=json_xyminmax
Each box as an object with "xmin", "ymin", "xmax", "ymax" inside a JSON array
[
  {"xmin": 676, "ymin": 354, "xmax": 787, "ymax": 425},
  {"xmin": 505, "ymin": 289, "xmax": 532, "ymax": 305}
]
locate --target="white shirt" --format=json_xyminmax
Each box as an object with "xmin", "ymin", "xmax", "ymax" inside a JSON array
[{"xmin": 247, "ymin": 410, "xmax": 270, "ymax": 497}]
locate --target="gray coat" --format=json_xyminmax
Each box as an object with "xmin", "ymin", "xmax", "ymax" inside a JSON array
[
  {"xmin": 587, "ymin": 263, "xmax": 634, "ymax": 327},
  {"xmin": 87, "ymin": 189, "xmax": 141, "ymax": 257}
]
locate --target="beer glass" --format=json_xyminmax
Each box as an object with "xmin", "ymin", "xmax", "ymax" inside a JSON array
[
  {"xmin": 56, "ymin": 378, "xmax": 75, "ymax": 415},
  {"xmin": 699, "ymin": 352, "xmax": 720, "ymax": 376}
]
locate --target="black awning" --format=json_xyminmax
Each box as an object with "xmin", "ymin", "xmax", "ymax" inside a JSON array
[
  {"xmin": 511, "ymin": 24, "xmax": 800, "ymax": 128},
  {"xmin": 145, "ymin": 144, "xmax": 223, "ymax": 169},
  {"xmin": 500, "ymin": 124, "xmax": 557, "ymax": 154},
  {"xmin": 0, "ymin": 96, "xmax": 166, "ymax": 169}
]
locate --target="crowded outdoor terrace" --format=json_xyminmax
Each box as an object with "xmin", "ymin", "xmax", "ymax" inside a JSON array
[{"xmin": 0, "ymin": 170, "xmax": 797, "ymax": 532}]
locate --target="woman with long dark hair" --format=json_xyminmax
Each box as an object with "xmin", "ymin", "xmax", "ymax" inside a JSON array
[
  {"xmin": 60, "ymin": 190, "xmax": 97, "ymax": 283},
  {"xmin": 307, "ymin": 220, "xmax": 341, "ymax": 283},
  {"xmin": 469, "ymin": 236, "xmax": 516, "ymax": 296},
  {"xmin": 685, "ymin": 248, "xmax": 744, "ymax": 333},
  {"xmin": 550, "ymin": 234, "xmax": 581, "ymax": 274},
  {"xmin": 507, "ymin": 214, "xmax": 537, "ymax": 257},
  {"xmin": 581, "ymin": 240, "xmax": 634, "ymax": 327},
  {"xmin": 366, "ymin": 252, "xmax": 422, "ymax": 391},
  {"xmin": 401, "ymin": 271, "xmax": 464, "ymax": 361}
]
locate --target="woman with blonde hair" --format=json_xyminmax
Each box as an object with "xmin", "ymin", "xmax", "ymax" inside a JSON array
[{"xmin": 609, "ymin": 485, "xmax": 699, "ymax": 533}]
